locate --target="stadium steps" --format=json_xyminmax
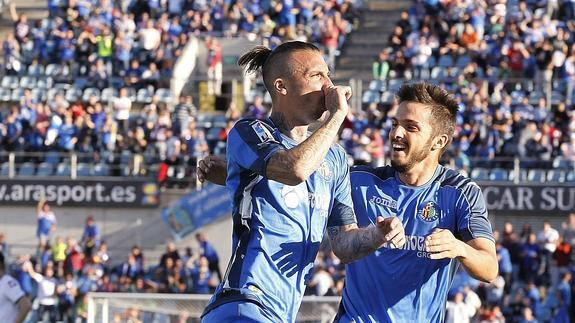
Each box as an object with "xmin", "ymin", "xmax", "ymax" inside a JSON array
[{"xmin": 334, "ymin": 0, "xmax": 410, "ymax": 82}]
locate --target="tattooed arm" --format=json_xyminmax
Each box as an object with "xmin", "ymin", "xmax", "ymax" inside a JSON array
[
  {"xmin": 327, "ymin": 216, "xmax": 406, "ymax": 264},
  {"xmin": 266, "ymin": 110, "xmax": 346, "ymax": 185}
]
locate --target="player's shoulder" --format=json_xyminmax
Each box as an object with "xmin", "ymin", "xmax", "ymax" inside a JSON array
[
  {"xmin": 350, "ymin": 165, "xmax": 395, "ymax": 181},
  {"xmin": 436, "ymin": 166, "xmax": 482, "ymax": 193},
  {"xmin": 0, "ymin": 274, "xmax": 19, "ymax": 288},
  {"xmin": 230, "ymin": 118, "xmax": 276, "ymax": 141}
]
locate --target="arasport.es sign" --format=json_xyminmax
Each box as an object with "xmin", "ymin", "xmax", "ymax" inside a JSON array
[
  {"xmin": 481, "ymin": 183, "xmax": 575, "ymax": 215},
  {"xmin": 0, "ymin": 179, "xmax": 159, "ymax": 207}
]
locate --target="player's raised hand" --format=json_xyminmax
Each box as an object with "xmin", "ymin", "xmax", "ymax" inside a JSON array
[
  {"xmin": 196, "ymin": 155, "xmax": 227, "ymax": 186},
  {"xmin": 425, "ymin": 228, "xmax": 464, "ymax": 259},
  {"xmin": 375, "ymin": 216, "xmax": 405, "ymax": 249},
  {"xmin": 323, "ymin": 85, "xmax": 352, "ymax": 116}
]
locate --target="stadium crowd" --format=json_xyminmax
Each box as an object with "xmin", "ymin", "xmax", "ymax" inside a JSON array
[
  {"xmin": 369, "ymin": 0, "xmax": 575, "ymax": 175},
  {"xmin": 0, "ymin": 0, "xmax": 361, "ymax": 184}
]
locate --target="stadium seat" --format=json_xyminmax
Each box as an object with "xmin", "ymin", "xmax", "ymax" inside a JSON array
[
  {"xmin": 44, "ymin": 151, "xmax": 61, "ymax": 165},
  {"xmin": 36, "ymin": 163, "xmax": 54, "ymax": 176},
  {"xmin": 65, "ymin": 88, "xmax": 83, "ymax": 102},
  {"xmin": 380, "ymin": 91, "xmax": 394, "ymax": 105},
  {"xmin": 136, "ymin": 88, "xmax": 152, "ymax": 103},
  {"xmin": 212, "ymin": 114, "xmax": 227, "ymax": 128},
  {"xmin": 387, "ymin": 79, "xmax": 402, "ymax": 93},
  {"xmin": 470, "ymin": 168, "xmax": 489, "ymax": 181},
  {"xmin": 83, "ymin": 88, "xmax": 101, "ymax": 102},
  {"xmin": 438, "ymin": 55, "xmax": 454, "ymax": 67},
  {"xmin": 46, "ymin": 88, "xmax": 62, "ymax": 102},
  {"xmin": 155, "ymin": 88, "xmax": 172, "ymax": 104},
  {"xmin": 455, "ymin": 55, "xmax": 471, "ymax": 68},
  {"xmin": 553, "ymin": 158, "xmax": 573, "ymax": 170},
  {"xmin": 20, "ymin": 76, "xmax": 37, "ymax": 89},
  {"xmin": 73, "ymin": 77, "xmax": 88, "ymax": 89},
  {"xmin": 93, "ymin": 163, "xmax": 110, "ymax": 177},
  {"xmin": 101, "ymin": 88, "xmax": 118, "ymax": 103},
  {"xmin": 368, "ymin": 80, "xmax": 383, "ymax": 91},
  {"xmin": 196, "ymin": 114, "xmax": 213, "ymax": 129},
  {"xmin": 1, "ymin": 76, "xmax": 19, "ymax": 89},
  {"xmin": 430, "ymin": 67, "xmax": 446, "ymax": 79},
  {"xmin": 27, "ymin": 64, "xmax": 44, "ymax": 76},
  {"xmin": 489, "ymin": 168, "xmax": 509, "ymax": 181},
  {"xmin": 76, "ymin": 163, "xmax": 92, "ymax": 177},
  {"xmin": 527, "ymin": 169, "xmax": 546, "ymax": 183},
  {"xmin": 45, "ymin": 64, "xmax": 62, "ymax": 76},
  {"xmin": 566, "ymin": 171, "xmax": 575, "ymax": 182},
  {"xmin": 11, "ymin": 88, "xmax": 25, "ymax": 102},
  {"xmin": 362, "ymin": 90, "xmax": 379, "ymax": 104},
  {"xmin": 56, "ymin": 163, "xmax": 71, "ymax": 177},
  {"xmin": 0, "ymin": 88, "xmax": 11, "ymax": 102},
  {"xmin": 551, "ymin": 91, "xmax": 564, "ymax": 106},
  {"xmin": 31, "ymin": 88, "xmax": 47, "ymax": 102},
  {"xmin": 36, "ymin": 77, "xmax": 52, "ymax": 89},
  {"xmin": 547, "ymin": 170, "xmax": 565, "ymax": 182},
  {"xmin": 0, "ymin": 163, "xmax": 10, "ymax": 176},
  {"xmin": 206, "ymin": 127, "xmax": 222, "ymax": 141},
  {"xmin": 508, "ymin": 169, "xmax": 528, "ymax": 182},
  {"xmin": 18, "ymin": 162, "xmax": 36, "ymax": 176}
]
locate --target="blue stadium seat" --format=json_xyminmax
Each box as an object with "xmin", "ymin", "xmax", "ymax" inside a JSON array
[
  {"xmin": 508, "ymin": 169, "xmax": 528, "ymax": 182},
  {"xmin": 56, "ymin": 163, "xmax": 71, "ymax": 177},
  {"xmin": 11, "ymin": 88, "xmax": 24, "ymax": 102},
  {"xmin": 45, "ymin": 64, "xmax": 61, "ymax": 76},
  {"xmin": 136, "ymin": 88, "xmax": 152, "ymax": 103},
  {"xmin": 456, "ymin": 56, "xmax": 472, "ymax": 68},
  {"xmin": 528, "ymin": 169, "xmax": 546, "ymax": 183},
  {"xmin": 0, "ymin": 88, "xmax": 11, "ymax": 102},
  {"xmin": 20, "ymin": 76, "xmax": 37, "ymax": 89},
  {"xmin": 0, "ymin": 163, "xmax": 10, "ymax": 176},
  {"xmin": 362, "ymin": 90, "xmax": 379, "ymax": 104},
  {"xmin": 196, "ymin": 114, "xmax": 212, "ymax": 128},
  {"xmin": 438, "ymin": 55, "xmax": 454, "ymax": 67},
  {"xmin": 212, "ymin": 114, "xmax": 227, "ymax": 128},
  {"xmin": 101, "ymin": 88, "xmax": 117, "ymax": 103},
  {"xmin": 73, "ymin": 77, "xmax": 88, "ymax": 89},
  {"xmin": 566, "ymin": 171, "xmax": 575, "ymax": 182},
  {"xmin": 46, "ymin": 88, "xmax": 62, "ymax": 102},
  {"xmin": 83, "ymin": 88, "xmax": 101, "ymax": 102},
  {"xmin": 44, "ymin": 151, "xmax": 61, "ymax": 165},
  {"xmin": 155, "ymin": 88, "xmax": 172, "ymax": 104},
  {"xmin": 76, "ymin": 163, "xmax": 92, "ymax": 177},
  {"xmin": 547, "ymin": 170, "xmax": 565, "ymax": 182},
  {"xmin": 388, "ymin": 79, "xmax": 402, "ymax": 92},
  {"xmin": 36, "ymin": 77, "xmax": 52, "ymax": 89},
  {"xmin": 470, "ymin": 168, "xmax": 489, "ymax": 181},
  {"xmin": 27, "ymin": 64, "xmax": 44, "ymax": 76},
  {"xmin": 489, "ymin": 168, "xmax": 509, "ymax": 181},
  {"xmin": 31, "ymin": 88, "xmax": 47, "ymax": 102},
  {"xmin": 1, "ymin": 76, "xmax": 19, "ymax": 89},
  {"xmin": 553, "ymin": 158, "xmax": 573, "ymax": 170},
  {"xmin": 65, "ymin": 88, "xmax": 82, "ymax": 102},
  {"xmin": 18, "ymin": 162, "xmax": 36, "ymax": 176},
  {"xmin": 368, "ymin": 80, "xmax": 383, "ymax": 91},
  {"xmin": 380, "ymin": 91, "xmax": 394, "ymax": 104},
  {"xmin": 93, "ymin": 163, "xmax": 109, "ymax": 177},
  {"xmin": 36, "ymin": 163, "xmax": 54, "ymax": 176},
  {"xmin": 431, "ymin": 67, "xmax": 446, "ymax": 79}
]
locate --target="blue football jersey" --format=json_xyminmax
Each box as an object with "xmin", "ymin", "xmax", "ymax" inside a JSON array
[
  {"xmin": 207, "ymin": 118, "xmax": 356, "ymax": 322},
  {"xmin": 338, "ymin": 165, "xmax": 494, "ymax": 323}
]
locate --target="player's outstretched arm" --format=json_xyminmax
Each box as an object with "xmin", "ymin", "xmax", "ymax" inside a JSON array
[
  {"xmin": 327, "ymin": 216, "xmax": 406, "ymax": 264},
  {"xmin": 197, "ymin": 155, "xmax": 227, "ymax": 185},
  {"xmin": 425, "ymin": 228, "xmax": 498, "ymax": 283}
]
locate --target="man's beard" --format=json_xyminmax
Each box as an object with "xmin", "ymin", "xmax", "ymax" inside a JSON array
[{"xmin": 391, "ymin": 138, "xmax": 433, "ymax": 173}]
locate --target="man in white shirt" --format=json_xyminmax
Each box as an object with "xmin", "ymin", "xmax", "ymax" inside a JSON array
[
  {"xmin": 24, "ymin": 261, "xmax": 58, "ymax": 322},
  {"xmin": 537, "ymin": 221, "xmax": 560, "ymax": 285},
  {"xmin": 0, "ymin": 253, "xmax": 31, "ymax": 323}
]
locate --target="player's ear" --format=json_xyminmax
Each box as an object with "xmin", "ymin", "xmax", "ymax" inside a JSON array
[
  {"xmin": 273, "ymin": 78, "xmax": 287, "ymax": 96},
  {"xmin": 432, "ymin": 134, "xmax": 449, "ymax": 151}
]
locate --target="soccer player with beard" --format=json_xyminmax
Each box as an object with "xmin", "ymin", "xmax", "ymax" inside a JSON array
[
  {"xmin": 198, "ymin": 82, "xmax": 498, "ymax": 322},
  {"xmin": 333, "ymin": 82, "xmax": 497, "ymax": 322}
]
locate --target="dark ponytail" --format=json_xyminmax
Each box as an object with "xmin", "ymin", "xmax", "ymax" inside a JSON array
[{"xmin": 238, "ymin": 46, "xmax": 272, "ymax": 74}]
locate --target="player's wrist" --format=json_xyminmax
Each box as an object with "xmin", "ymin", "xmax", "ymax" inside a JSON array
[{"xmin": 455, "ymin": 240, "xmax": 467, "ymax": 259}]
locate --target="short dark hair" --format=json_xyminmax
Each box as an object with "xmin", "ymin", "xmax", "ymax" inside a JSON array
[
  {"xmin": 396, "ymin": 82, "xmax": 458, "ymax": 147},
  {"xmin": 238, "ymin": 41, "xmax": 320, "ymax": 96},
  {"xmin": 0, "ymin": 252, "xmax": 4, "ymax": 271}
]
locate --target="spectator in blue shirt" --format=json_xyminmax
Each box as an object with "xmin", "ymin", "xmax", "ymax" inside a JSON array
[
  {"xmin": 196, "ymin": 233, "xmax": 221, "ymax": 282},
  {"xmin": 81, "ymin": 216, "xmax": 100, "ymax": 259}
]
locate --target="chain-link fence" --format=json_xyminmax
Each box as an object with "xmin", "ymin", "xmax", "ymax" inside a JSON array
[{"xmin": 87, "ymin": 292, "xmax": 340, "ymax": 323}]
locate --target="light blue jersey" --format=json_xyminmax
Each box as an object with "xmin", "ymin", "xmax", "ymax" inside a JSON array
[
  {"xmin": 203, "ymin": 118, "xmax": 355, "ymax": 322},
  {"xmin": 337, "ymin": 165, "xmax": 494, "ymax": 323}
]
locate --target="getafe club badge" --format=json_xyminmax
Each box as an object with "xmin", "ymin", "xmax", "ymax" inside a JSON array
[
  {"xmin": 251, "ymin": 121, "xmax": 272, "ymax": 142},
  {"xmin": 318, "ymin": 161, "xmax": 333, "ymax": 181},
  {"xmin": 418, "ymin": 201, "xmax": 439, "ymax": 222}
]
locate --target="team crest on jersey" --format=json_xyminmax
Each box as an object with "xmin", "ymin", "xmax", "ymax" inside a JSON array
[
  {"xmin": 318, "ymin": 161, "xmax": 333, "ymax": 181},
  {"xmin": 251, "ymin": 121, "xmax": 273, "ymax": 142},
  {"xmin": 418, "ymin": 202, "xmax": 439, "ymax": 222}
]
